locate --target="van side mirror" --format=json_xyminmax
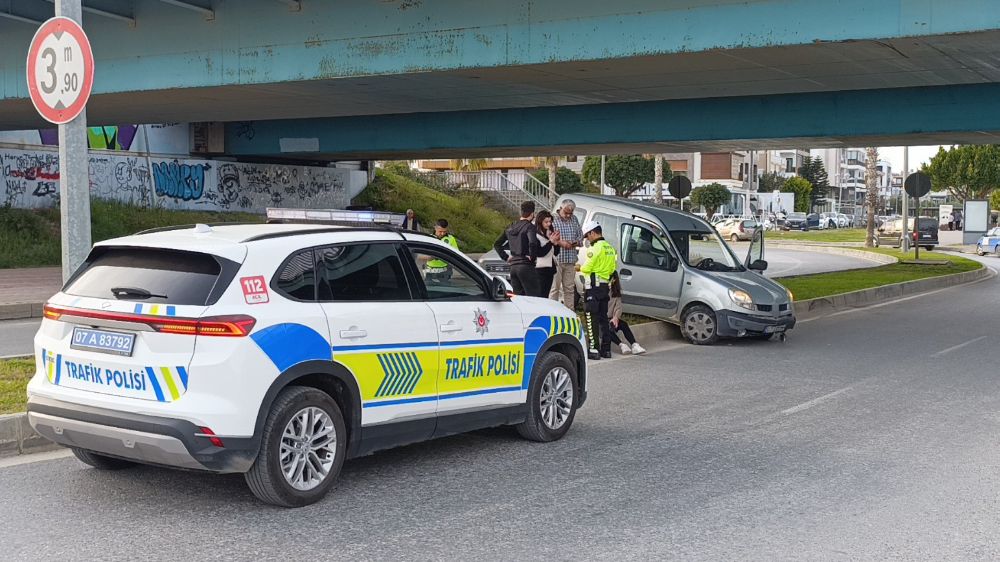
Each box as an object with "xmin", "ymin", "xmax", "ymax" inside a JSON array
[
  {"xmin": 491, "ymin": 276, "xmax": 509, "ymax": 300},
  {"xmin": 665, "ymin": 256, "xmax": 679, "ymax": 272},
  {"xmin": 748, "ymin": 259, "xmax": 768, "ymax": 272}
]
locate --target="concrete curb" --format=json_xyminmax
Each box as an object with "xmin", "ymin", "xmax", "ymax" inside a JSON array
[
  {"xmin": 793, "ymin": 264, "xmax": 994, "ymax": 321},
  {"xmin": 0, "ymin": 412, "xmax": 60, "ymax": 459},
  {"xmin": 768, "ymin": 243, "xmax": 898, "ymax": 267},
  {"xmin": 0, "ymin": 302, "xmax": 45, "ymax": 321}
]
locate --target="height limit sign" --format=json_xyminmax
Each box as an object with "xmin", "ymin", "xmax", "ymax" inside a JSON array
[{"xmin": 26, "ymin": 17, "xmax": 94, "ymax": 125}]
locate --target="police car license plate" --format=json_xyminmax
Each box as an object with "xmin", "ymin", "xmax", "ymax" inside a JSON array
[{"xmin": 71, "ymin": 327, "xmax": 135, "ymax": 357}]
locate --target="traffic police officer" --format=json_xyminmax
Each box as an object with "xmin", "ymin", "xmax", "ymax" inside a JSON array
[
  {"xmin": 426, "ymin": 218, "xmax": 459, "ymax": 283},
  {"xmin": 576, "ymin": 220, "xmax": 617, "ymax": 360}
]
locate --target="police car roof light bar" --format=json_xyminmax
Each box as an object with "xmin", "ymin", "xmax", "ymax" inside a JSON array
[{"xmin": 265, "ymin": 208, "xmax": 406, "ymax": 225}]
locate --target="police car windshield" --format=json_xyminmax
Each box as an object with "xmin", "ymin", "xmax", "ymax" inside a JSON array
[{"xmin": 669, "ymin": 230, "xmax": 743, "ymax": 271}]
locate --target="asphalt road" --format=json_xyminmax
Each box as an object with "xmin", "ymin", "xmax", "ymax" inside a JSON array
[
  {"xmin": 1, "ymin": 254, "xmax": 997, "ymax": 560},
  {"xmin": 0, "ymin": 247, "xmax": 875, "ymax": 357}
]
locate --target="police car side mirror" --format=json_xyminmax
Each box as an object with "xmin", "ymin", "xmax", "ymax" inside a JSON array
[{"xmin": 491, "ymin": 276, "xmax": 509, "ymax": 301}]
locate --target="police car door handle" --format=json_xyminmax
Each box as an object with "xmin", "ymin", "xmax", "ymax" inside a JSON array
[
  {"xmin": 339, "ymin": 328, "xmax": 367, "ymax": 339},
  {"xmin": 440, "ymin": 322, "xmax": 463, "ymax": 333}
]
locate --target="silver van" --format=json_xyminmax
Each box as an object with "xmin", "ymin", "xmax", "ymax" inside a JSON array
[{"xmin": 480, "ymin": 194, "xmax": 795, "ymax": 345}]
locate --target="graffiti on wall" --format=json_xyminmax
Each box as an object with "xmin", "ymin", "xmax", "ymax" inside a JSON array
[
  {"xmin": 1, "ymin": 147, "xmax": 351, "ymax": 212},
  {"xmin": 152, "ymin": 160, "xmax": 211, "ymax": 201},
  {"xmin": 39, "ymin": 125, "xmax": 139, "ymax": 150}
]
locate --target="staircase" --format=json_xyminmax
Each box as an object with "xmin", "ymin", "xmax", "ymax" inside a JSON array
[{"xmin": 421, "ymin": 170, "xmax": 557, "ymax": 215}]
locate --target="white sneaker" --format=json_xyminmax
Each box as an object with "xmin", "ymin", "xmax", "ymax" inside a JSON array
[
  {"xmin": 619, "ymin": 343, "xmax": 631, "ymax": 355},
  {"xmin": 631, "ymin": 342, "xmax": 646, "ymax": 355}
]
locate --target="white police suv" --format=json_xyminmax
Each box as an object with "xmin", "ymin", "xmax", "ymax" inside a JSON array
[{"xmin": 28, "ymin": 209, "xmax": 587, "ymax": 507}]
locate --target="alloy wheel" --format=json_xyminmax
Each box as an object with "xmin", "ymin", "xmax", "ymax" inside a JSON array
[
  {"xmin": 280, "ymin": 406, "xmax": 337, "ymax": 491},
  {"xmin": 539, "ymin": 367, "xmax": 573, "ymax": 430}
]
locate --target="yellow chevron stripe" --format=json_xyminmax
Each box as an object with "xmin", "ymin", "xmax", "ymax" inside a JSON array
[
  {"xmin": 160, "ymin": 366, "xmax": 180, "ymax": 401},
  {"xmin": 47, "ymin": 355, "xmax": 55, "ymax": 383},
  {"xmin": 150, "ymin": 305, "xmax": 160, "ymax": 316}
]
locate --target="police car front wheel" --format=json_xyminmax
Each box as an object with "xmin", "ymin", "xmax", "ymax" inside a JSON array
[
  {"xmin": 245, "ymin": 386, "xmax": 347, "ymax": 508},
  {"xmin": 517, "ymin": 352, "xmax": 578, "ymax": 442}
]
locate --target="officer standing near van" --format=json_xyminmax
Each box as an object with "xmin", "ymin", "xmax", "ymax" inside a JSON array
[
  {"xmin": 576, "ymin": 221, "xmax": 617, "ymax": 360},
  {"xmin": 426, "ymin": 219, "xmax": 459, "ymax": 283}
]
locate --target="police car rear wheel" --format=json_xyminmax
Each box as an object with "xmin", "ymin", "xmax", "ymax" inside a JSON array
[
  {"xmin": 71, "ymin": 447, "xmax": 137, "ymax": 470},
  {"xmin": 516, "ymin": 352, "xmax": 578, "ymax": 442},
  {"xmin": 245, "ymin": 386, "xmax": 346, "ymax": 508},
  {"xmin": 681, "ymin": 305, "xmax": 719, "ymax": 345}
]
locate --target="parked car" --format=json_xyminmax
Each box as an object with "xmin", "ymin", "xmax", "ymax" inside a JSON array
[
  {"xmin": 836, "ymin": 214, "xmax": 851, "ymax": 228},
  {"xmin": 716, "ymin": 218, "xmax": 758, "ymax": 242},
  {"xmin": 874, "ymin": 217, "xmax": 939, "ymax": 250},
  {"xmin": 783, "ymin": 212, "xmax": 820, "ymax": 231},
  {"xmin": 819, "ymin": 212, "xmax": 839, "ymax": 229},
  {"xmin": 976, "ymin": 227, "xmax": 1000, "ymax": 256}
]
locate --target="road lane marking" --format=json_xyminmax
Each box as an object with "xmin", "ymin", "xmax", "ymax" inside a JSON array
[
  {"xmin": 780, "ymin": 385, "xmax": 853, "ymax": 416},
  {"xmin": 931, "ymin": 336, "xmax": 987, "ymax": 358},
  {"xmin": 0, "ymin": 449, "xmax": 71, "ymax": 469}
]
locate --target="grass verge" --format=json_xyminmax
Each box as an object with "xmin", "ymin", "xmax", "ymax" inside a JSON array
[
  {"xmin": 0, "ymin": 358, "xmax": 33, "ymax": 415},
  {"xmin": 776, "ymin": 248, "xmax": 982, "ymax": 301},
  {"xmin": 767, "ymin": 228, "xmax": 867, "ymax": 243},
  {"xmin": 353, "ymin": 169, "xmax": 511, "ymax": 253},
  {"xmin": 0, "ymin": 200, "xmax": 262, "ymax": 269}
]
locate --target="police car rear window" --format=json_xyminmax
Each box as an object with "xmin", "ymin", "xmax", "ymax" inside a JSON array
[{"xmin": 65, "ymin": 247, "xmax": 226, "ymax": 306}]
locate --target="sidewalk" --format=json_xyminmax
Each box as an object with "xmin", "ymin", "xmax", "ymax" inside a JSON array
[{"xmin": 0, "ymin": 268, "xmax": 61, "ymax": 320}]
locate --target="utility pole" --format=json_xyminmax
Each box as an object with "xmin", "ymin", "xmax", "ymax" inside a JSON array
[
  {"xmin": 56, "ymin": 0, "xmax": 91, "ymax": 282},
  {"xmin": 901, "ymin": 147, "xmax": 910, "ymax": 252}
]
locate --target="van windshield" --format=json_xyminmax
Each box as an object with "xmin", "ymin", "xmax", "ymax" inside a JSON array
[{"xmin": 669, "ymin": 230, "xmax": 744, "ymax": 272}]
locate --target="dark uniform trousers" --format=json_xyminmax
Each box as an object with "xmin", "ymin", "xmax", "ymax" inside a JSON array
[{"xmin": 584, "ymin": 283, "xmax": 612, "ymax": 355}]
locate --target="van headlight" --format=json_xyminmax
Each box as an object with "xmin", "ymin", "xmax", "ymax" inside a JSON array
[{"xmin": 729, "ymin": 289, "xmax": 754, "ymax": 310}]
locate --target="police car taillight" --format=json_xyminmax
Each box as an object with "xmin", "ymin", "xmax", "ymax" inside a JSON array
[{"xmin": 42, "ymin": 305, "xmax": 256, "ymax": 337}]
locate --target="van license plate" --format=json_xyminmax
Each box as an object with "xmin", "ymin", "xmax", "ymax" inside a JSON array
[
  {"xmin": 765, "ymin": 325, "xmax": 786, "ymax": 334},
  {"xmin": 71, "ymin": 327, "xmax": 135, "ymax": 357}
]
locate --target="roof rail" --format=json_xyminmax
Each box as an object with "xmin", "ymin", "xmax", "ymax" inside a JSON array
[{"xmin": 134, "ymin": 221, "xmax": 257, "ymax": 236}]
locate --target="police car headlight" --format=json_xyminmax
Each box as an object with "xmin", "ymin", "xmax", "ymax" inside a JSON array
[{"xmin": 729, "ymin": 289, "xmax": 754, "ymax": 310}]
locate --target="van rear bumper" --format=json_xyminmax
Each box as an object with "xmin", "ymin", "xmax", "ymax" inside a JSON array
[
  {"xmin": 27, "ymin": 396, "xmax": 257, "ymax": 473},
  {"xmin": 716, "ymin": 309, "xmax": 796, "ymax": 337}
]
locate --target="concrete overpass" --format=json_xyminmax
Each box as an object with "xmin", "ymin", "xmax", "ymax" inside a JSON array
[{"xmin": 2, "ymin": 0, "xmax": 1000, "ymax": 157}]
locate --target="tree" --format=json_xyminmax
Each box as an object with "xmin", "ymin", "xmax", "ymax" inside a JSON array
[
  {"xmin": 758, "ymin": 171, "xmax": 787, "ymax": 193},
  {"xmin": 780, "ymin": 176, "xmax": 813, "ymax": 213},
  {"xmin": 690, "ymin": 183, "xmax": 732, "ymax": 219},
  {"xmin": 530, "ymin": 166, "xmax": 584, "ymax": 195},
  {"xmin": 799, "ymin": 156, "xmax": 830, "ymax": 211},
  {"xmin": 532, "ymin": 156, "xmax": 566, "ymax": 196},
  {"xmin": 580, "ymin": 155, "xmax": 665, "ymax": 198},
  {"xmin": 990, "ymin": 189, "xmax": 1000, "ymax": 211},
  {"xmin": 654, "ymin": 155, "xmax": 665, "ymax": 203},
  {"xmin": 864, "ymin": 147, "xmax": 879, "ymax": 247},
  {"xmin": 923, "ymin": 145, "xmax": 1000, "ymax": 202}
]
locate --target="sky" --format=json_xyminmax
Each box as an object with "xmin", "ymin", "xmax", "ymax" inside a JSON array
[{"xmin": 866, "ymin": 145, "xmax": 946, "ymax": 175}]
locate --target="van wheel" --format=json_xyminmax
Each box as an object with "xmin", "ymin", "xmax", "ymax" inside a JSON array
[
  {"xmin": 681, "ymin": 305, "xmax": 719, "ymax": 345},
  {"xmin": 71, "ymin": 447, "xmax": 137, "ymax": 470},
  {"xmin": 245, "ymin": 386, "xmax": 347, "ymax": 508},
  {"xmin": 925, "ymin": 246, "xmax": 934, "ymax": 251},
  {"xmin": 516, "ymin": 352, "xmax": 578, "ymax": 442}
]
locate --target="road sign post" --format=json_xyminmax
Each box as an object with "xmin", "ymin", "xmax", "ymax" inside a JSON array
[
  {"xmin": 26, "ymin": 3, "xmax": 93, "ymax": 282},
  {"xmin": 904, "ymin": 171, "xmax": 932, "ymax": 260}
]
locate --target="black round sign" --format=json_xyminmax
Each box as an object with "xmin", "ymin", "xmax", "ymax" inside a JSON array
[
  {"xmin": 904, "ymin": 172, "xmax": 932, "ymax": 198},
  {"xmin": 668, "ymin": 176, "xmax": 692, "ymax": 200}
]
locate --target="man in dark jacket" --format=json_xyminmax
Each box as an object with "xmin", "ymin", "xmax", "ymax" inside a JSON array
[{"xmin": 494, "ymin": 201, "xmax": 540, "ymax": 296}]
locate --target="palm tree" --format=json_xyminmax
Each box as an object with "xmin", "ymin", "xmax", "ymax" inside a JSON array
[
  {"xmin": 864, "ymin": 147, "xmax": 879, "ymax": 247},
  {"xmin": 532, "ymin": 156, "xmax": 563, "ymax": 195},
  {"xmin": 654, "ymin": 154, "xmax": 664, "ymax": 204}
]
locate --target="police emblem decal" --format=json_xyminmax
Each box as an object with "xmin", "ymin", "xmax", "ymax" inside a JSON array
[{"xmin": 473, "ymin": 308, "xmax": 490, "ymax": 335}]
